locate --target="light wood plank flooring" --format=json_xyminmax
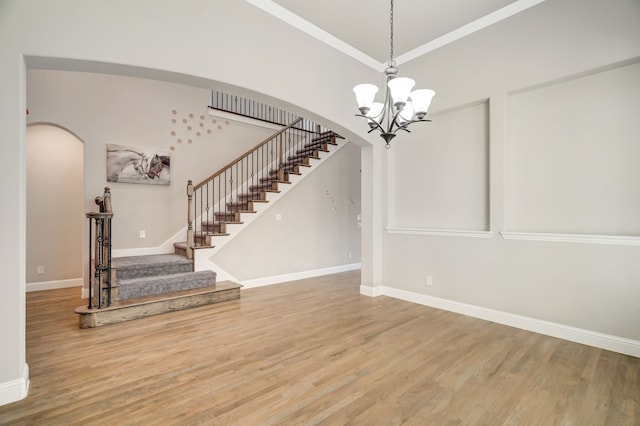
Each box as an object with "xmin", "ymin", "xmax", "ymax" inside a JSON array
[{"xmin": 1, "ymin": 270, "xmax": 638, "ymax": 425}]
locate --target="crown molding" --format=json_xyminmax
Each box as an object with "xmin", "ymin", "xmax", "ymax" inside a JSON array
[
  {"xmin": 246, "ymin": 0, "xmax": 547, "ymax": 71},
  {"xmin": 245, "ymin": 0, "xmax": 383, "ymax": 71}
]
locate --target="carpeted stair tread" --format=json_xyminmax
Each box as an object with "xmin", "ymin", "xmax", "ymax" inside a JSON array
[
  {"xmin": 118, "ymin": 270, "xmax": 217, "ymax": 300},
  {"xmin": 113, "ymin": 254, "xmax": 193, "ymax": 280}
]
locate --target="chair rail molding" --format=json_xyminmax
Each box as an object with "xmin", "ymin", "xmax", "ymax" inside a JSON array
[
  {"xmin": 386, "ymin": 227, "xmax": 493, "ymax": 239},
  {"xmin": 500, "ymin": 231, "xmax": 640, "ymax": 247}
]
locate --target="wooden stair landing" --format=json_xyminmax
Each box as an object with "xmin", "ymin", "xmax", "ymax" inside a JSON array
[{"xmin": 74, "ymin": 281, "xmax": 241, "ymax": 328}]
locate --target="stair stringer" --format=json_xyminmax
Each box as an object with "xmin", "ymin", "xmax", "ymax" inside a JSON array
[{"xmin": 193, "ymin": 139, "xmax": 348, "ymax": 279}]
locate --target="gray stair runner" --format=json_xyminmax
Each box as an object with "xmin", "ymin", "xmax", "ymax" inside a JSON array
[
  {"xmin": 112, "ymin": 253, "xmax": 216, "ymax": 301},
  {"xmin": 118, "ymin": 270, "xmax": 217, "ymax": 300}
]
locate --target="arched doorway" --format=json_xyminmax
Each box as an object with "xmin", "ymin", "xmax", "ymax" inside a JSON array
[{"xmin": 26, "ymin": 124, "xmax": 84, "ymax": 292}]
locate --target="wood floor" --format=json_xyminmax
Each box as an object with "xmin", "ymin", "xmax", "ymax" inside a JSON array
[{"xmin": 1, "ymin": 270, "xmax": 638, "ymax": 425}]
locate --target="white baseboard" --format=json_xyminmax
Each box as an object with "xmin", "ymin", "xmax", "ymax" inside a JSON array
[
  {"xmin": 241, "ymin": 263, "xmax": 361, "ymax": 289},
  {"xmin": 26, "ymin": 278, "xmax": 83, "ymax": 292},
  {"xmin": 359, "ymin": 285, "xmax": 383, "ymax": 297},
  {"xmin": 0, "ymin": 363, "xmax": 29, "ymax": 406},
  {"xmin": 360, "ymin": 285, "xmax": 640, "ymax": 358}
]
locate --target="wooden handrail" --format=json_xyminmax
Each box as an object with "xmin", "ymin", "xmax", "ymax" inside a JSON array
[
  {"xmin": 186, "ymin": 100, "xmax": 336, "ymax": 254},
  {"xmin": 193, "ymin": 117, "xmax": 304, "ymax": 191}
]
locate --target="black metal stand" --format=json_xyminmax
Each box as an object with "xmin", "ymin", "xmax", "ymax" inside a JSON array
[
  {"xmin": 86, "ymin": 212, "xmax": 113, "ymax": 309},
  {"xmin": 86, "ymin": 187, "xmax": 114, "ymax": 310}
]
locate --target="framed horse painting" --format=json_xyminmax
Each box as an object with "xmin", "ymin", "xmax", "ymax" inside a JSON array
[{"xmin": 106, "ymin": 144, "xmax": 171, "ymax": 185}]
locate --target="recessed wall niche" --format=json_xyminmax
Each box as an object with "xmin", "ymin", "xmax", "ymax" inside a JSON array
[
  {"xmin": 505, "ymin": 61, "xmax": 640, "ymax": 236},
  {"xmin": 391, "ymin": 100, "xmax": 490, "ymax": 231}
]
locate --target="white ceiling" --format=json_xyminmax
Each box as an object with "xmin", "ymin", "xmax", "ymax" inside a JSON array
[{"xmin": 247, "ymin": 0, "xmax": 546, "ymax": 70}]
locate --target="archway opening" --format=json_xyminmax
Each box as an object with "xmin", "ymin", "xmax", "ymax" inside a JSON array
[{"xmin": 26, "ymin": 124, "xmax": 84, "ymax": 292}]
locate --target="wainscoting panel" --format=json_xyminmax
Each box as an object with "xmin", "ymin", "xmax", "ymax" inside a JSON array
[
  {"xmin": 391, "ymin": 99, "xmax": 490, "ymax": 231},
  {"xmin": 505, "ymin": 60, "xmax": 640, "ymax": 237}
]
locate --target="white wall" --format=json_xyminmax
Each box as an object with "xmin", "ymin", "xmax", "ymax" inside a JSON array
[
  {"xmin": 26, "ymin": 124, "xmax": 83, "ymax": 288},
  {"xmin": 391, "ymin": 100, "xmax": 489, "ymax": 231},
  {"xmin": 213, "ymin": 141, "xmax": 361, "ymax": 281},
  {"xmin": 0, "ymin": 0, "xmax": 376, "ymax": 405},
  {"xmin": 505, "ymin": 62, "xmax": 640, "ymax": 235},
  {"xmin": 2, "ymin": 0, "xmax": 639, "ymax": 407},
  {"xmin": 27, "ymin": 70, "xmax": 278, "ymax": 251},
  {"xmin": 381, "ymin": 0, "xmax": 640, "ymax": 352},
  {"xmin": 26, "ymin": 69, "xmax": 362, "ymax": 285}
]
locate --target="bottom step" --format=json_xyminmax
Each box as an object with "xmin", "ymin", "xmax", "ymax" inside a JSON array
[{"xmin": 74, "ymin": 281, "xmax": 241, "ymax": 328}]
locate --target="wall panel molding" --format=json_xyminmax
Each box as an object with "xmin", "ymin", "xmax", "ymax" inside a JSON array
[
  {"xmin": 508, "ymin": 56, "xmax": 640, "ymax": 96},
  {"xmin": 501, "ymin": 232, "xmax": 640, "ymax": 246},
  {"xmin": 505, "ymin": 59, "xmax": 640, "ymax": 236},
  {"xmin": 390, "ymin": 98, "xmax": 490, "ymax": 231},
  {"xmin": 428, "ymin": 97, "xmax": 490, "ymax": 118},
  {"xmin": 386, "ymin": 227, "xmax": 493, "ymax": 239}
]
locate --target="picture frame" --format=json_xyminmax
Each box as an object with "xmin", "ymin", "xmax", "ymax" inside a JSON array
[{"xmin": 106, "ymin": 144, "xmax": 171, "ymax": 185}]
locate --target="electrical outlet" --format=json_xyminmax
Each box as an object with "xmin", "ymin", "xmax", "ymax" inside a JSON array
[
  {"xmin": 139, "ymin": 230, "xmax": 146, "ymax": 239},
  {"xmin": 426, "ymin": 275, "xmax": 433, "ymax": 286},
  {"xmin": 275, "ymin": 213, "xmax": 282, "ymax": 222},
  {"xmin": 37, "ymin": 266, "xmax": 45, "ymax": 275},
  {"xmin": 348, "ymin": 251, "xmax": 352, "ymax": 259}
]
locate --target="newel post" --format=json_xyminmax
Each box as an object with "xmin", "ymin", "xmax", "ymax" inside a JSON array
[{"xmin": 186, "ymin": 180, "xmax": 194, "ymax": 260}]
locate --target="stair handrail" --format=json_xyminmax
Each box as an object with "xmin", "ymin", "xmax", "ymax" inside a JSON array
[
  {"xmin": 193, "ymin": 117, "xmax": 303, "ymax": 191},
  {"xmin": 187, "ymin": 116, "xmax": 322, "ymax": 259}
]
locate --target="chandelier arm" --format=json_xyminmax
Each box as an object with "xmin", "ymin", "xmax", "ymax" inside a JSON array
[
  {"xmin": 387, "ymin": 108, "xmax": 405, "ymax": 134},
  {"xmin": 409, "ymin": 118, "xmax": 432, "ymax": 125},
  {"xmin": 355, "ymin": 114, "xmax": 387, "ymax": 134},
  {"xmin": 398, "ymin": 118, "xmax": 433, "ymax": 132}
]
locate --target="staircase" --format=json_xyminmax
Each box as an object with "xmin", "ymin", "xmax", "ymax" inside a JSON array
[
  {"xmin": 113, "ymin": 254, "xmax": 215, "ymax": 300},
  {"xmin": 75, "ymin": 99, "xmax": 342, "ymax": 328},
  {"xmin": 75, "ymin": 253, "xmax": 241, "ymax": 328},
  {"xmin": 179, "ymin": 123, "xmax": 343, "ymax": 267}
]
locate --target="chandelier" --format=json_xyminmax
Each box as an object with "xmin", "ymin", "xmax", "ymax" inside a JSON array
[{"xmin": 352, "ymin": 0, "xmax": 435, "ymax": 148}]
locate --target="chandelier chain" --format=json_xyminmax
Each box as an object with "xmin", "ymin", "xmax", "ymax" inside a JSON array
[{"xmin": 389, "ymin": 0, "xmax": 394, "ymax": 64}]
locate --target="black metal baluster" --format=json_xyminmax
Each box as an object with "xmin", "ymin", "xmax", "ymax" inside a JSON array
[
  {"xmin": 95, "ymin": 217, "xmax": 103, "ymax": 309},
  {"xmin": 87, "ymin": 216, "xmax": 93, "ymax": 309},
  {"xmin": 106, "ymin": 216, "xmax": 112, "ymax": 306}
]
